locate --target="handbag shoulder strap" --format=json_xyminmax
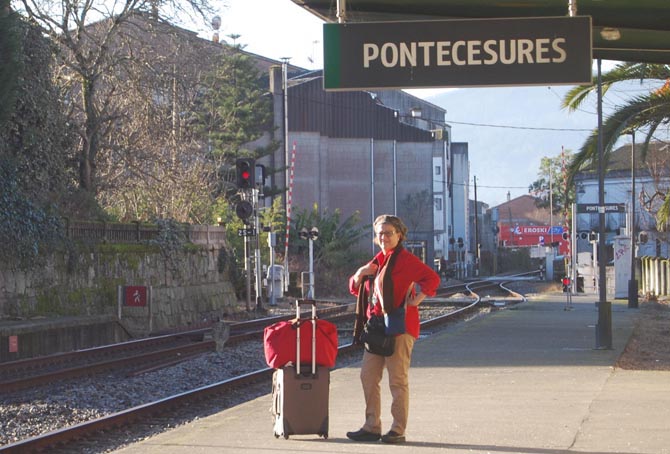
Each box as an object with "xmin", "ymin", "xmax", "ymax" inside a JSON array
[
  {"xmin": 353, "ymin": 275, "xmax": 373, "ymax": 343},
  {"xmin": 401, "ymin": 282, "xmax": 414, "ymax": 308}
]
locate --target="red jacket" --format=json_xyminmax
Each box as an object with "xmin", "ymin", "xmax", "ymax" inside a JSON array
[{"xmin": 349, "ymin": 247, "xmax": 440, "ymax": 339}]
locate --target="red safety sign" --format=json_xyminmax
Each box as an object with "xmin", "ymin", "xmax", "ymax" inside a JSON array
[{"xmin": 124, "ymin": 286, "xmax": 147, "ymax": 307}]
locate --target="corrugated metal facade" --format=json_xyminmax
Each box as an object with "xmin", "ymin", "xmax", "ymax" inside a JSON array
[{"xmin": 287, "ymin": 76, "xmax": 436, "ymax": 142}]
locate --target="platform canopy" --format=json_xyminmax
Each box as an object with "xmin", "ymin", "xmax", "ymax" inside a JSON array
[{"xmin": 291, "ymin": 0, "xmax": 670, "ymax": 64}]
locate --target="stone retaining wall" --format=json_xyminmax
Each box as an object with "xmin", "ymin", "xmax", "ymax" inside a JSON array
[{"xmin": 0, "ymin": 244, "xmax": 239, "ymax": 339}]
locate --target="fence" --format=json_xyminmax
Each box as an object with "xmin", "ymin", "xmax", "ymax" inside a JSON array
[
  {"xmin": 639, "ymin": 256, "xmax": 670, "ymax": 297},
  {"xmin": 65, "ymin": 220, "xmax": 227, "ymax": 247}
]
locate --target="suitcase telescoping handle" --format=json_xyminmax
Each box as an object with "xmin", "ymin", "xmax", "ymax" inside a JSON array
[{"xmin": 295, "ymin": 299, "xmax": 317, "ymax": 376}]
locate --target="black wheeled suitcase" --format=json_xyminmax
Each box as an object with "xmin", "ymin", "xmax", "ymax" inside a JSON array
[{"xmin": 272, "ymin": 300, "xmax": 330, "ymax": 439}]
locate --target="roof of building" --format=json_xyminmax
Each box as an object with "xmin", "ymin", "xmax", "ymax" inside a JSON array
[
  {"xmin": 575, "ymin": 141, "xmax": 670, "ymax": 180},
  {"xmin": 491, "ymin": 194, "xmax": 552, "ymax": 225},
  {"xmin": 284, "ymin": 74, "xmax": 443, "ymax": 141}
]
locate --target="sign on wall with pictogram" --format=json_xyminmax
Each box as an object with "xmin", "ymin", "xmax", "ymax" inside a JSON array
[
  {"xmin": 8, "ymin": 335, "xmax": 18, "ymax": 353},
  {"xmin": 124, "ymin": 286, "xmax": 148, "ymax": 307}
]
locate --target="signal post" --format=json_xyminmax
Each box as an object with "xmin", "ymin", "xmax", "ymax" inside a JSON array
[{"xmin": 235, "ymin": 158, "xmax": 264, "ymax": 312}]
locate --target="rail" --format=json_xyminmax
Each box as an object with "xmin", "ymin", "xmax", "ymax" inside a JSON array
[{"xmin": 0, "ymin": 287, "xmax": 524, "ymax": 453}]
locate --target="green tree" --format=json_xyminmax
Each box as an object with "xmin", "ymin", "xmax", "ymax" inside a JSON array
[
  {"xmin": 289, "ymin": 205, "xmax": 369, "ymax": 297},
  {"xmin": 528, "ymin": 152, "xmax": 574, "ymax": 214},
  {"xmin": 562, "ymin": 62, "xmax": 670, "ymax": 225},
  {"xmin": 196, "ymin": 44, "xmax": 280, "ymax": 200},
  {"xmin": 0, "ymin": 159, "xmax": 65, "ymax": 270},
  {"xmin": 0, "ymin": 2, "xmax": 19, "ymax": 125},
  {"xmin": 0, "ymin": 13, "xmax": 75, "ymax": 269},
  {"xmin": 199, "ymin": 45, "xmax": 275, "ymax": 161}
]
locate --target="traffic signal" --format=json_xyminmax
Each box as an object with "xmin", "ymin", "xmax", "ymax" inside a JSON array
[
  {"xmin": 562, "ymin": 277, "xmax": 571, "ymax": 292},
  {"xmin": 639, "ymin": 231, "xmax": 648, "ymax": 244},
  {"xmin": 236, "ymin": 158, "xmax": 255, "ymax": 189},
  {"xmin": 235, "ymin": 201, "xmax": 253, "ymax": 221}
]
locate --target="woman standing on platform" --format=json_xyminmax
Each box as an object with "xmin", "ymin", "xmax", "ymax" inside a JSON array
[{"xmin": 346, "ymin": 214, "xmax": 440, "ymax": 444}]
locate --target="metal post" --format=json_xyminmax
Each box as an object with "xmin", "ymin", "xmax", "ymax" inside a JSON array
[
  {"xmin": 269, "ymin": 233, "xmax": 276, "ymax": 306},
  {"xmin": 245, "ymin": 234, "xmax": 251, "ymax": 311},
  {"xmin": 308, "ymin": 237, "xmax": 315, "ymax": 299},
  {"xmin": 254, "ymin": 188, "xmax": 263, "ymax": 311},
  {"xmin": 568, "ymin": 0, "xmax": 577, "ymax": 17},
  {"xmin": 337, "ymin": 0, "xmax": 347, "ymax": 23},
  {"xmin": 474, "ymin": 176, "xmax": 480, "ymax": 276},
  {"xmin": 281, "ymin": 58, "xmax": 290, "ymax": 294},
  {"xmin": 571, "ymin": 203, "xmax": 577, "ymax": 293},
  {"xmin": 549, "ymin": 172, "xmax": 554, "ymax": 245},
  {"xmin": 628, "ymin": 131, "xmax": 639, "ymax": 308},
  {"xmin": 370, "ymin": 138, "xmax": 375, "ymax": 254},
  {"xmin": 393, "ymin": 140, "xmax": 398, "ymax": 214},
  {"xmin": 596, "ymin": 59, "xmax": 612, "ymax": 349}
]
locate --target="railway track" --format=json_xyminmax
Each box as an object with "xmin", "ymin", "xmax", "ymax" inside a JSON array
[
  {"xmin": 0, "ymin": 276, "xmax": 531, "ymax": 453},
  {"xmin": 0, "ymin": 301, "xmax": 351, "ymax": 393}
]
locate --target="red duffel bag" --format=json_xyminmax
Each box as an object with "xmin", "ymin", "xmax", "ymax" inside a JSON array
[{"xmin": 263, "ymin": 319, "xmax": 338, "ymax": 369}]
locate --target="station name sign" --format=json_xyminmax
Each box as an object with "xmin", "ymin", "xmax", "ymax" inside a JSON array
[
  {"xmin": 577, "ymin": 203, "xmax": 626, "ymax": 214},
  {"xmin": 323, "ymin": 16, "xmax": 592, "ymax": 90}
]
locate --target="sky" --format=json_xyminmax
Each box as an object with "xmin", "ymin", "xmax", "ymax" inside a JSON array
[
  {"xmin": 191, "ymin": 0, "xmax": 326, "ymax": 70},
  {"xmin": 189, "ymin": 1, "xmax": 647, "ymax": 208}
]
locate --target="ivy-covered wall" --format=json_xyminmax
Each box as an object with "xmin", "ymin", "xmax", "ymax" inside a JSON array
[{"xmin": 0, "ymin": 243, "xmax": 238, "ymax": 336}]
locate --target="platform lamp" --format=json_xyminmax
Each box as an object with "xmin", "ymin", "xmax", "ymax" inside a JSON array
[{"xmin": 628, "ymin": 130, "xmax": 639, "ymax": 308}]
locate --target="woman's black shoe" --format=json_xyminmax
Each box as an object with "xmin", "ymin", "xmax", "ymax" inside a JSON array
[
  {"xmin": 346, "ymin": 429, "xmax": 381, "ymax": 442},
  {"xmin": 381, "ymin": 430, "xmax": 406, "ymax": 444}
]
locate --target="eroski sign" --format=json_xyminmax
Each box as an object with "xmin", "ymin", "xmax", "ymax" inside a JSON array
[{"xmin": 323, "ymin": 16, "xmax": 592, "ymax": 90}]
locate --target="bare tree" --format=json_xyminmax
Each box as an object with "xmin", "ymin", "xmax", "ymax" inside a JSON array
[
  {"xmin": 400, "ymin": 190, "xmax": 432, "ymax": 233},
  {"xmin": 15, "ymin": 0, "xmax": 216, "ymax": 194},
  {"xmin": 93, "ymin": 16, "xmax": 226, "ymax": 222}
]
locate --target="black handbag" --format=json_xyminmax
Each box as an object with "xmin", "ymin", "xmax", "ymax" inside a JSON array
[
  {"xmin": 384, "ymin": 304, "xmax": 406, "ymax": 335},
  {"xmin": 361, "ymin": 315, "xmax": 395, "ymax": 356}
]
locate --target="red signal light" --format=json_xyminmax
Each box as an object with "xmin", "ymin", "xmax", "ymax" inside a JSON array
[{"xmin": 235, "ymin": 158, "xmax": 255, "ymax": 189}]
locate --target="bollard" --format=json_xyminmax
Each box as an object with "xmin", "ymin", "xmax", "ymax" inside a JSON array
[{"xmin": 213, "ymin": 321, "xmax": 230, "ymax": 353}]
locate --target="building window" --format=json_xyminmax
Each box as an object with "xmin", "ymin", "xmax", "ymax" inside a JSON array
[
  {"xmin": 435, "ymin": 196, "xmax": 443, "ymax": 211},
  {"xmin": 435, "ymin": 165, "xmax": 441, "ymax": 176}
]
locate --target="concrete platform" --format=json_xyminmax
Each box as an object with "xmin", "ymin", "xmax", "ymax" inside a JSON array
[
  {"xmin": 0, "ymin": 315, "xmax": 126, "ymax": 361},
  {"xmin": 113, "ymin": 295, "xmax": 670, "ymax": 454}
]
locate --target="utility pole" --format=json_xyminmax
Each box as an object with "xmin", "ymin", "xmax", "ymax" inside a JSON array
[
  {"xmin": 629, "ymin": 130, "xmax": 639, "ymax": 308},
  {"xmin": 549, "ymin": 171, "xmax": 554, "ymax": 245},
  {"xmin": 596, "ymin": 58, "xmax": 612, "ymax": 349},
  {"xmin": 281, "ymin": 57, "xmax": 291, "ymax": 294},
  {"xmin": 474, "ymin": 176, "xmax": 480, "ymax": 276}
]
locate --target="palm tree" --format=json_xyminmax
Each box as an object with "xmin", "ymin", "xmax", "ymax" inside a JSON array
[{"xmin": 563, "ymin": 62, "xmax": 670, "ymax": 225}]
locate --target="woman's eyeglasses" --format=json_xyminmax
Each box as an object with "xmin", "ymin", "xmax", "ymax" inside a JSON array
[{"xmin": 376, "ymin": 230, "xmax": 396, "ymax": 237}]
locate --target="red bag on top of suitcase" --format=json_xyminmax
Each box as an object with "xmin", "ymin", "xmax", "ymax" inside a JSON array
[{"xmin": 264, "ymin": 318, "xmax": 338, "ymax": 369}]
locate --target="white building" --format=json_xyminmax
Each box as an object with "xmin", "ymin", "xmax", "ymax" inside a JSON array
[{"xmin": 573, "ymin": 140, "xmax": 670, "ymax": 295}]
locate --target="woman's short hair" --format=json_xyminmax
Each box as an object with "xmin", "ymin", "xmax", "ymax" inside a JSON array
[{"xmin": 373, "ymin": 214, "xmax": 408, "ymax": 246}]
